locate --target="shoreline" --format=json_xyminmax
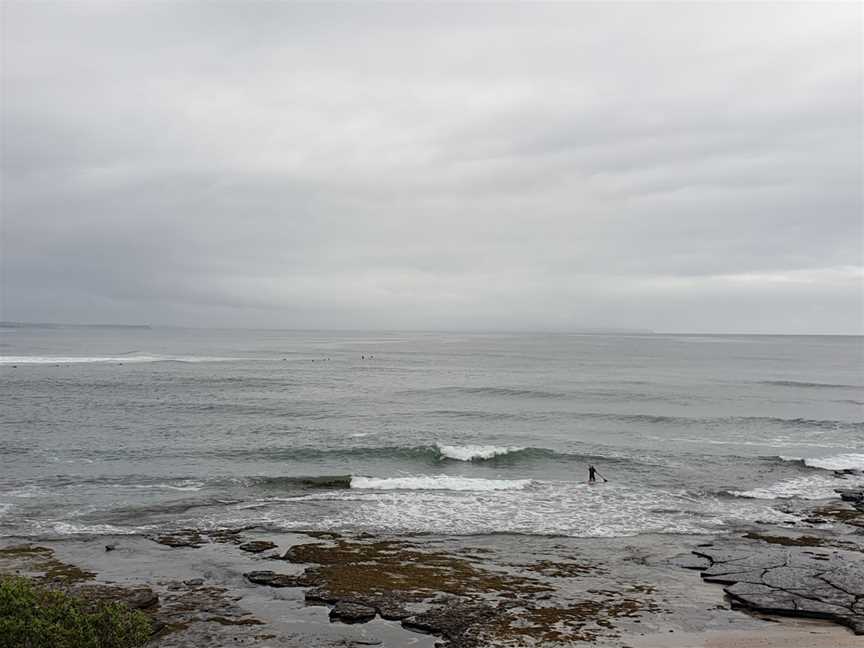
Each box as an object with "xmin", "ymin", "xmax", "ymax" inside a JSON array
[{"xmin": 2, "ymin": 494, "xmax": 862, "ymax": 647}]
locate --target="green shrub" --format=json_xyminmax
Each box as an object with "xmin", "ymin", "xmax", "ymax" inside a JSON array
[{"xmin": 0, "ymin": 576, "xmax": 152, "ymax": 648}]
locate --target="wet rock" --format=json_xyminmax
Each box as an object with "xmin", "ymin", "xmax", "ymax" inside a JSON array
[
  {"xmin": 207, "ymin": 527, "xmax": 250, "ymax": 544},
  {"xmin": 304, "ymin": 530, "xmax": 341, "ymax": 540},
  {"xmin": 153, "ymin": 530, "xmax": 204, "ymax": 548},
  {"xmin": 329, "ymin": 601, "xmax": 377, "ymax": 623},
  {"xmin": 73, "ymin": 583, "xmax": 159, "ymax": 611},
  {"xmin": 402, "ymin": 604, "xmax": 499, "ymax": 642},
  {"xmin": 836, "ymin": 488, "xmax": 864, "ymax": 503},
  {"xmin": 239, "ymin": 540, "xmax": 278, "ymax": 554},
  {"xmin": 695, "ymin": 541, "xmax": 864, "ymax": 634},
  {"xmin": 375, "ymin": 599, "xmax": 412, "ymax": 621},
  {"xmin": 245, "ymin": 570, "xmax": 312, "ymax": 588},
  {"xmin": 305, "ymin": 586, "xmax": 339, "ymax": 605},
  {"xmin": 742, "ymin": 531, "xmax": 832, "ymax": 548},
  {"xmin": 307, "ymin": 587, "xmax": 411, "ymax": 620},
  {"xmin": 812, "ymin": 503, "xmax": 864, "ymax": 528},
  {"xmin": 152, "ymin": 528, "xmax": 251, "ymax": 548},
  {"xmin": 184, "ymin": 578, "xmax": 204, "ymax": 587},
  {"xmin": 125, "ymin": 587, "xmax": 159, "ymax": 609},
  {"xmin": 668, "ymin": 553, "xmax": 710, "ymax": 571}
]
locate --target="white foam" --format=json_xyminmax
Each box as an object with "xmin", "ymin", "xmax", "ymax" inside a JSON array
[
  {"xmin": 255, "ymin": 482, "xmax": 765, "ymax": 537},
  {"xmin": 803, "ymin": 453, "xmax": 864, "ymax": 471},
  {"xmin": 47, "ymin": 456, "xmax": 95, "ymax": 464},
  {"xmin": 121, "ymin": 481, "xmax": 204, "ymax": 492},
  {"xmin": 0, "ymin": 355, "xmax": 236, "ymax": 365},
  {"xmin": 436, "ymin": 444, "xmax": 525, "ymax": 461},
  {"xmin": 731, "ymin": 473, "xmax": 864, "ymax": 500},
  {"xmin": 350, "ymin": 475, "xmax": 532, "ymax": 491},
  {"xmin": 49, "ymin": 522, "xmax": 146, "ymax": 535},
  {"xmin": 4, "ymin": 485, "xmax": 45, "ymax": 498}
]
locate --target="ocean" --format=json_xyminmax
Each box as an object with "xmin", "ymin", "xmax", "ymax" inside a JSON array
[{"xmin": 1, "ymin": 327, "xmax": 862, "ymax": 540}]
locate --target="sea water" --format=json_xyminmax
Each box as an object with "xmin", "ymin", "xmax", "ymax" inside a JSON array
[{"xmin": 1, "ymin": 327, "xmax": 862, "ymax": 539}]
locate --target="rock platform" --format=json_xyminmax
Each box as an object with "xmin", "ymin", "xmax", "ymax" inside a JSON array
[{"xmin": 693, "ymin": 538, "xmax": 864, "ymax": 634}]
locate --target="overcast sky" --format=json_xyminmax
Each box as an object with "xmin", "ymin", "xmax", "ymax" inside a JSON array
[{"xmin": 1, "ymin": 2, "xmax": 861, "ymax": 333}]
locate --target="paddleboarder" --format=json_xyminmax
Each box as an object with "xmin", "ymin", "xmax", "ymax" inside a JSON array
[{"xmin": 588, "ymin": 465, "xmax": 607, "ymax": 483}]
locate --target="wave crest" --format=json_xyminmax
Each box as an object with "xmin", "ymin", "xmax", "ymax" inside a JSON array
[{"xmin": 435, "ymin": 444, "xmax": 526, "ymax": 462}]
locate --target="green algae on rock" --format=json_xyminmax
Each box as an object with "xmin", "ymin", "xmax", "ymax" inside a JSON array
[
  {"xmin": 272, "ymin": 535, "xmax": 666, "ymax": 646},
  {"xmin": 282, "ymin": 538, "xmax": 553, "ymax": 601},
  {"xmin": 0, "ymin": 544, "xmax": 96, "ymax": 585},
  {"xmin": 477, "ymin": 593, "xmax": 664, "ymax": 645}
]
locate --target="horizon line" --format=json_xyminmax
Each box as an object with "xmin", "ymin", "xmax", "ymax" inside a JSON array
[{"xmin": 1, "ymin": 321, "xmax": 862, "ymax": 337}]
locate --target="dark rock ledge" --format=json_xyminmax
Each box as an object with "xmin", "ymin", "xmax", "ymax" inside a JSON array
[
  {"xmin": 239, "ymin": 540, "xmax": 278, "ymax": 554},
  {"xmin": 692, "ymin": 539, "xmax": 864, "ymax": 634},
  {"xmin": 244, "ymin": 570, "xmax": 314, "ymax": 588},
  {"xmin": 152, "ymin": 527, "xmax": 252, "ymax": 548},
  {"xmin": 836, "ymin": 488, "xmax": 864, "ymax": 509},
  {"xmin": 329, "ymin": 601, "xmax": 378, "ymax": 624}
]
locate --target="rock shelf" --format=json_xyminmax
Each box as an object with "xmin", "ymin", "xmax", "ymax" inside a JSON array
[{"xmin": 693, "ymin": 538, "xmax": 864, "ymax": 634}]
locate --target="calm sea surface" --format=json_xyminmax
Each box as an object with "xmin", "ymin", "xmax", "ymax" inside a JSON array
[{"xmin": 1, "ymin": 328, "xmax": 862, "ymax": 538}]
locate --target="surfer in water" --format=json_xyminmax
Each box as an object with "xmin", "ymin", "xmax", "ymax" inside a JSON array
[{"xmin": 588, "ymin": 465, "xmax": 607, "ymax": 483}]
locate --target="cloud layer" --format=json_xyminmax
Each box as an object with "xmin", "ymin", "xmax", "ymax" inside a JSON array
[{"xmin": 2, "ymin": 3, "xmax": 862, "ymax": 332}]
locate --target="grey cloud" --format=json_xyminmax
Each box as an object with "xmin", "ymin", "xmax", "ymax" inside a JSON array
[{"xmin": 1, "ymin": 2, "xmax": 861, "ymax": 333}]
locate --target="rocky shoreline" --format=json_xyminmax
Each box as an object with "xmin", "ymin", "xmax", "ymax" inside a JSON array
[{"xmin": 1, "ymin": 489, "xmax": 862, "ymax": 647}]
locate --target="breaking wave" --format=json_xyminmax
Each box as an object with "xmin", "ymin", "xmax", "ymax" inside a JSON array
[
  {"xmin": 350, "ymin": 475, "xmax": 533, "ymax": 491},
  {"xmin": 777, "ymin": 453, "xmax": 864, "ymax": 472},
  {"xmin": 46, "ymin": 522, "xmax": 153, "ymax": 536},
  {"xmin": 728, "ymin": 473, "xmax": 864, "ymax": 500},
  {"xmin": 436, "ymin": 444, "xmax": 526, "ymax": 461}
]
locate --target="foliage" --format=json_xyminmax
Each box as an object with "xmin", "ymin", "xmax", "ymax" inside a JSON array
[{"xmin": 0, "ymin": 576, "xmax": 151, "ymax": 648}]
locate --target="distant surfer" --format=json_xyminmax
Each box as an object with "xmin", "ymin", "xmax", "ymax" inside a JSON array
[{"xmin": 588, "ymin": 465, "xmax": 607, "ymax": 483}]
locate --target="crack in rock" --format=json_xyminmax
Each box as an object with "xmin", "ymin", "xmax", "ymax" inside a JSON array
[{"xmin": 693, "ymin": 541, "xmax": 864, "ymax": 634}]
